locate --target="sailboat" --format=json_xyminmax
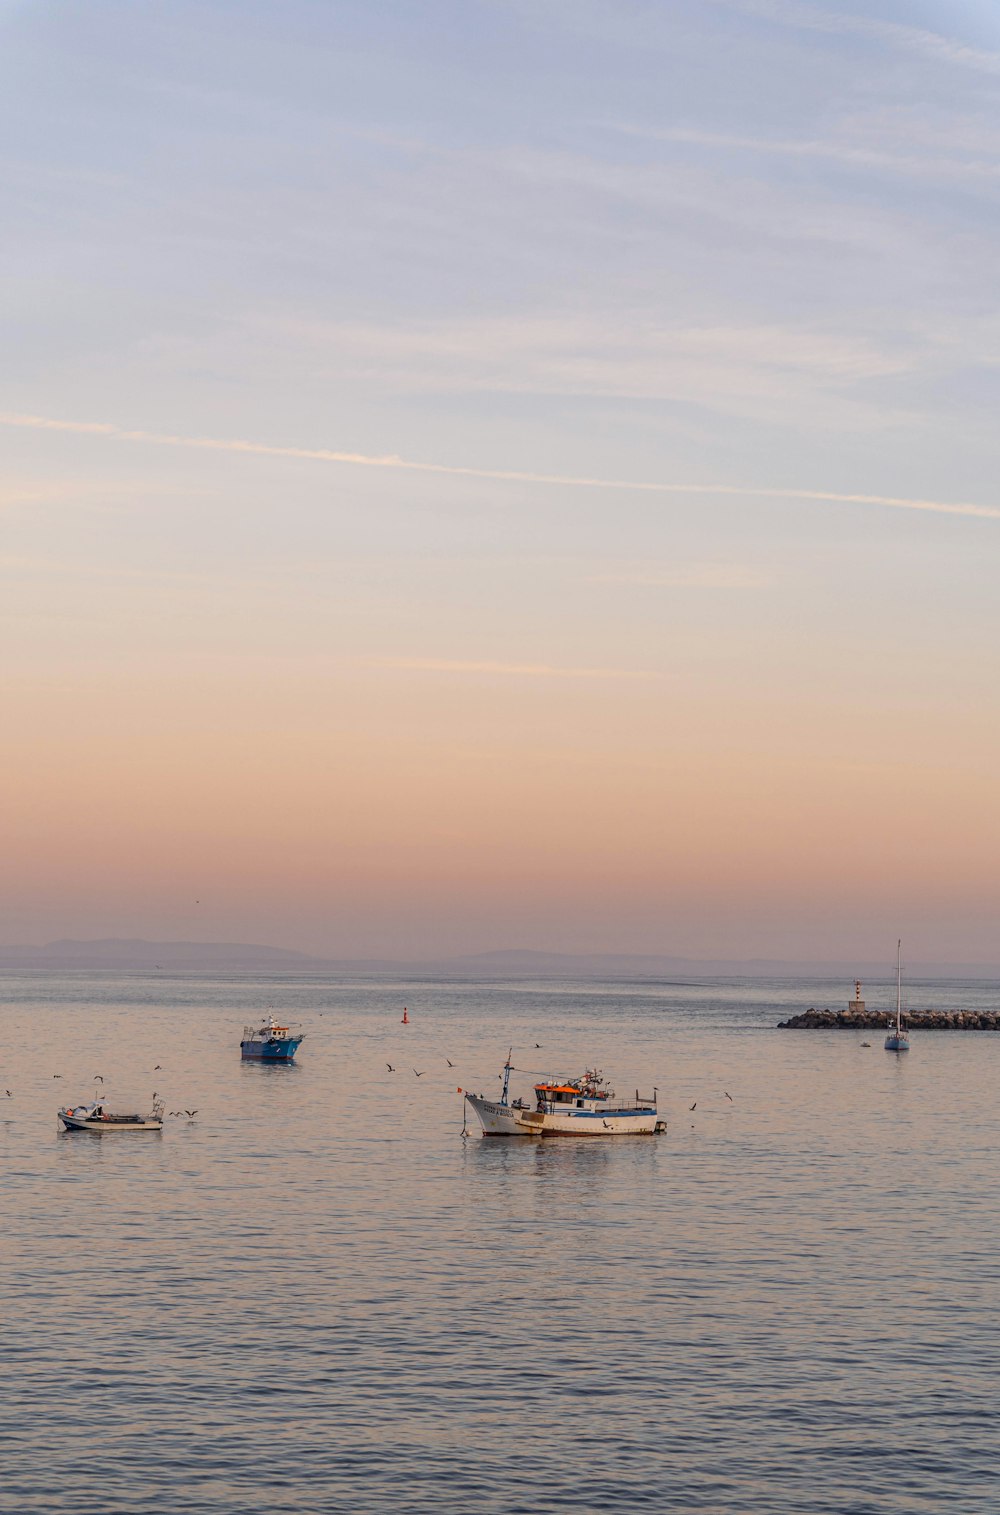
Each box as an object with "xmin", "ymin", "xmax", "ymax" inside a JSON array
[{"xmin": 884, "ymin": 940, "xmax": 910, "ymax": 1052}]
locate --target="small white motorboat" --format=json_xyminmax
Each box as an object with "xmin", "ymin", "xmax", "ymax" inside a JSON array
[{"xmin": 58, "ymin": 1097, "xmax": 164, "ymax": 1132}]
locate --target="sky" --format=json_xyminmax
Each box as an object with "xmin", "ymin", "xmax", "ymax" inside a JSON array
[{"xmin": 2, "ymin": 0, "xmax": 999, "ymax": 964}]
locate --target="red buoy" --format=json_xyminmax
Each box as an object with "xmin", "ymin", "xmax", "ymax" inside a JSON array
[{"xmin": 401, "ymin": 1007, "xmax": 409, "ymax": 1024}]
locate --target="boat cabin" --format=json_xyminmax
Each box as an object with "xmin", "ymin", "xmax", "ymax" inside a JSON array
[
  {"xmin": 243, "ymin": 1015, "xmax": 293, "ymax": 1041},
  {"xmin": 534, "ymin": 1074, "xmax": 611, "ymax": 1113}
]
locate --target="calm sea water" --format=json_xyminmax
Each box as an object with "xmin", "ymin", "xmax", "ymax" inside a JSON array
[{"xmin": 2, "ymin": 973, "xmax": 999, "ymax": 1513}]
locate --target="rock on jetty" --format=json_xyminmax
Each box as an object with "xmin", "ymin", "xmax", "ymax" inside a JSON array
[{"xmin": 779, "ymin": 1008, "xmax": 999, "ymax": 1030}]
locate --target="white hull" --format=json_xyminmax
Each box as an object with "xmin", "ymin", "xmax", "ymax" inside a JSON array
[
  {"xmin": 465, "ymin": 1096, "xmax": 531, "ymax": 1135},
  {"xmin": 466, "ymin": 1094, "xmax": 658, "ymax": 1137},
  {"xmin": 59, "ymin": 1113, "xmax": 162, "ymax": 1132}
]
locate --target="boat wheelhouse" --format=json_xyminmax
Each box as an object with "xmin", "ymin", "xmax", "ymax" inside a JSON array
[
  {"xmin": 240, "ymin": 1013, "xmax": 304, "ymax": 1062},
  {"xmin": 465, "ymin": 1052, "xmax": 663, "ymax": 1137}
]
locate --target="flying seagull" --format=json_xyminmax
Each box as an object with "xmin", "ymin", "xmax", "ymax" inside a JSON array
[
  {"xmin": 724, "ymin": 1092, "xmax": 733, "ymax": 1102},
  {"xmin": 689, "ymin": 1102, "xmax": 697, "ymax": 1111},
  {"xmin": 412, "ymin": 1069, "xmax": 425, "ymax": 1077},
  {"xmin": 94, "ymin": 1075, "xmax": 104, "ymax": 1083},
  {"xmin": 446, "ymin": 1059, "xmax": 454, "ymax": 1067},
  {"xmin": 386, "ymin": 1064, "xmax": 395, "ymax": 1072},
  {"xmin": 185, "ymin": 1110, "xmax": 198, "ymax": 1117}
]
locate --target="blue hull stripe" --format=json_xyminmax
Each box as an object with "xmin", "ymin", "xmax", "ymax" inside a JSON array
[
  {"xmin": 544, "ymin": 1108, "xmax": 655, "ymax": 1118},
  {"xmin": 241, "ymin": 1039, "xmax": 302, "ymax": 1061}
]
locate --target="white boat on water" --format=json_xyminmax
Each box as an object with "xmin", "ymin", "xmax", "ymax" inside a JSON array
[
  {"xmin": 59, "ymin": 1098, "xmax": 165, "ymax": 1132},
  {"xmin": 465, "ymin": 1052, "xmax": 663, "ymax": 1137},
  {"xmin": 885, "ymin": 940, "xmax": 910, "ymax": 1053}
]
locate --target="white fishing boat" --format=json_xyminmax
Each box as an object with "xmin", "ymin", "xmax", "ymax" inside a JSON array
[
  {"xmin": 465, "ymin": 1051, "xmax": 663, "ymax": 1137},
  {"xmin": 58, "ymin": 1097, "xmax": 165, "ymax": 1132},
  {"xmin": 884, "ymin": 940, "xmax": 910, "ymax": 1053}
]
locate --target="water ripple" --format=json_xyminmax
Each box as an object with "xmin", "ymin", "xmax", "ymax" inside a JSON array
[{"xmin": 2, "ymin": 972, "xmax": 999, "ymax": 1511}]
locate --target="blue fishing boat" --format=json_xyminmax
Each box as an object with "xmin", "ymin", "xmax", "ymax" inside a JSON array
[
  {"xmin": 884, "ymin": 941, "xmax": 910, "ymax": 1053},
  {"xmin": 240, "ymin": 1013, "xmax": 304, "ymax": 1062}
]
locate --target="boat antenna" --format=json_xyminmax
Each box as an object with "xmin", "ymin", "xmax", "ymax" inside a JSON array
[{"xmin": 500, "ymin": 1048, "xmax": 513, "ymax": 1106}]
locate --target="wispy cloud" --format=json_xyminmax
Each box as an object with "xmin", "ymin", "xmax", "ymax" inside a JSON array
[
  {"xmin": 238, "ymin": 308, "xmax": 924, "ymax": 438},
  {"xmin": 374, "ymin": 658, "xmax": 656, "ymax": 679},
  {"xmin": 0, "ymin": 487, "xmax": 61, "ymax": 509},
  {"xmin": 718, "ymin": 0, "xmax": 1000, "ymax": 78},
  {"xmin": 589, "ymin": 564, "xmax": 772, "ymax": 589},
  {"xmin": 268, "ymin": 309, "xmax": 910, "ymax": 388},
  {"xmin": 0, "ymin": 480, "xmax": 121, "ymax": 510},
  {"xmin": 611, "ymin": 123, "xmax": 1000, "ymax": 182},
  {"xmin": 2, "ymin": 411, "xmax": 998, "ymax": 521}
]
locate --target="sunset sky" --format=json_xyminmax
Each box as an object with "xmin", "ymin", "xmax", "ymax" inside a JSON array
[{"xmin": 3, "ymin": 0, "xmax": 999, "ymax": 963}]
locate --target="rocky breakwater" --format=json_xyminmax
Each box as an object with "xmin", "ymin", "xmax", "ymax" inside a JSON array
[{"xmin": 779, "ymin": 1008, "xmax": 1000, "ymax": 1030}]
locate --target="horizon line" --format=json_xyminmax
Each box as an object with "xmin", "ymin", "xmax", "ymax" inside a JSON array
[{"xmin": 2, "ymin": 937, "xmax": 1000, "ymax": 975}]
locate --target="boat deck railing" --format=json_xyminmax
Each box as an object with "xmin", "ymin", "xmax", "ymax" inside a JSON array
[{"xmin": 538, "ymin": 1096, "xmax": 657, "ymax": 1113}]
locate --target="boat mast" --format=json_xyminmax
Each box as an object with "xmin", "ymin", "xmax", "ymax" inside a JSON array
[
  {"xmin": 896, "ymin": 939, "xmax": 902, "ymax": 1035},
  {"xmin": 500, "ymin": 1048, "xmax": 513, "ymax": 1106}
]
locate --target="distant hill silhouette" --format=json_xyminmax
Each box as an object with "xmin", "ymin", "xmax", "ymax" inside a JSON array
[
  {"xmin": 0, "ymin": 938, "xmax": 318, "ymax": 971},
  {"xmin": 0, "ymin": 939, "xmax": 998, "ymax": 978}
]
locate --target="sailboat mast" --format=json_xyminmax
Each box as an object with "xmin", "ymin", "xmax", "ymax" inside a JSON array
[{"xmin": 896, "ymin": 939, "xmax": 902, "ymax": 1034}]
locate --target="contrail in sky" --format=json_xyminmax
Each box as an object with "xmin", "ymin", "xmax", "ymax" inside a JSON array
[
  {"xmin": 377, "ymin": 658, "xmax": 655, "ymax": 679},
  {"xmin": 2, "ymin": 410, "xmax": 998, "ymax": 521}
]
